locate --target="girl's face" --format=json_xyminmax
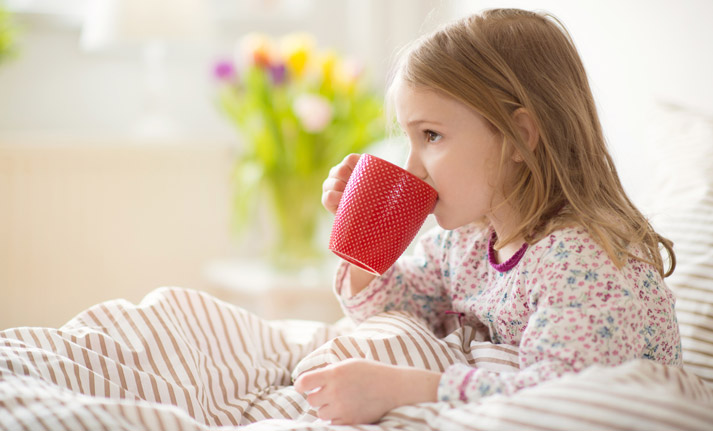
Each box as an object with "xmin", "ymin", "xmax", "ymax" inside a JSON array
[{"xmin": 395, "ymin": 81, "xmax": 515, "ymax": 231}]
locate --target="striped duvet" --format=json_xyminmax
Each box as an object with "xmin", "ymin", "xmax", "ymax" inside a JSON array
[{"xmin": 1, "ymin": 287, "xmax": 712, "ymax": 431}]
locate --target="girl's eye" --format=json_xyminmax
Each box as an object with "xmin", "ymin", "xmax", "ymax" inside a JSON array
[{"xmin": 425, "ymin": 130, "xmax": 442, "ymax": 143}]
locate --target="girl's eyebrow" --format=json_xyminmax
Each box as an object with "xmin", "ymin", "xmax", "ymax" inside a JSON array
[{"xmin": 406, "ymin": 119, "xmax": 444, "ymax": 128}]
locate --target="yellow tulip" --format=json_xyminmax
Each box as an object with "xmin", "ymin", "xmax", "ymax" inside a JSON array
[
  {"xmin": 317, "ymin": 50, "xmax": 339, "ymax": 88},
  {"xmin": 279, "ymin": 33, "xmax": 316, "ymax": 77}
]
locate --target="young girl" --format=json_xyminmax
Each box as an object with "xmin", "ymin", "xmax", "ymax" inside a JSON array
[{"xmin": 295, "ymin": 8, "xmax": 681, "ymax": 425}]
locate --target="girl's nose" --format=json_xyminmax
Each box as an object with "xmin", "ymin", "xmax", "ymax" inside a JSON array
[{"xmin": 405, "ymin": 149, "xmax": 428, "ymax": 181}]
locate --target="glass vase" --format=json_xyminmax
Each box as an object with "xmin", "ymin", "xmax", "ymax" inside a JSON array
[{"xmin": 265, "ymin": 173, "xmax": 326, "ymax": 271}]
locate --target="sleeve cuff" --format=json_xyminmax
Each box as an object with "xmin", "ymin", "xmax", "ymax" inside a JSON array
[
  {"xmin": 438, "ymin": 363, "xmax": 505, "ymax": 402},
  {"xmin": 333, "ymin": 261, "xmax": 393, "ymax": 323},
  {"xmin": 438, "ymin": 363, "xmax": 475, "ymax": 402}
]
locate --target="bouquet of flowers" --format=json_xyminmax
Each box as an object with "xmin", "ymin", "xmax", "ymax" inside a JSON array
[{"xmin": 214, "ymin": 33, "xmax": 385, "ymax": 268}]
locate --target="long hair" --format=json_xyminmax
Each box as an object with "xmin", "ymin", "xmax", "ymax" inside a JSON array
[{"xmin": 391, "ymin": 8, "xmax": 674, "ymax": 276}]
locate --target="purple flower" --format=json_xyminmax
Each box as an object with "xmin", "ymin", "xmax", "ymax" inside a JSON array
[
  {"xmin": 270, "ymin": 63, "xmax": 287, "ymax": 85},
  {"xmin": 213, "ymin": 60, "xmax": 236, "ymax": 82}
]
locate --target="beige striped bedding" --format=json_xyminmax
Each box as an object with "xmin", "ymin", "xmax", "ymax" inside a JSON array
[{"xmin": 1, "ymin": 287, "xmax": 712, "ymax": 431}]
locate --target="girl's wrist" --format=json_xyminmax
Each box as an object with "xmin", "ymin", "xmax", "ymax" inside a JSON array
[
  {"xmin": 346, "ymin": 264, "xmax": 377, "ymax": 297},
  {"xmin": 396, "ymin": 367, "xmax": 441, "ymax": 405}
]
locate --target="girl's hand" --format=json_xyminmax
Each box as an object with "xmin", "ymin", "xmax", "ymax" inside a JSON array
[
  {"xmin": 321, "ymin": 153, "xmax": 361, "ymax": 215},
  {"xmin": 294, "ymin": 358, "xmax": 441, "ymax": 425}
]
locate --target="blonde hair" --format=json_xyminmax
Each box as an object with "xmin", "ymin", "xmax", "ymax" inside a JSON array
[{"xmin": 391, "ymin": 8, "xmax": 674, "ymax": 277}]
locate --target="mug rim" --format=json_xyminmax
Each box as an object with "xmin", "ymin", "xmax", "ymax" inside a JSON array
[
  {"xmin": 329, "ymin": 249, "xmax": 381, "ymax": 275},
  {"xmin": 361, "ymin": 154, "xmax": 438, "ymax": 196}
]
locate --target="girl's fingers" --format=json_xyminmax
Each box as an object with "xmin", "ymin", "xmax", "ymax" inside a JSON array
[
  {"xmin": 322, "ymin": 153, "xmax": 361, "ymax": 215},
  {"xmin": 343, "ymin": 153, "xmax": 361, "ymax": 168},
  {"xmin": 322, "ymin": 177, "xmax": 346, "ymax": 193},
  {"xmin": 294, "ymin": 369, "xmax": 326, "ymax": 394},
  {"xmin": 316, "ymin": 405, "xmax": 341, "ymax": 423},
  {"xmin": 305, "ymin": 387, "xmax": 330, "ymax": 409},
  {"xmin": 328, "ymin": 154, "xmax": 361, "ymax": 181},
  {"xmin": 322, "ymin": 190, "xmax": 343, "ymax": 214},
  {"xmin": 329, "ymin": 164, "xmax": 353, "ymax": 183}
]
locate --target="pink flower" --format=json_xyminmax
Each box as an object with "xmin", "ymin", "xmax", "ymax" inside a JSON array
[{"xmin": 293, "ymin": 94, "xmax": 333, "ymax": 132}]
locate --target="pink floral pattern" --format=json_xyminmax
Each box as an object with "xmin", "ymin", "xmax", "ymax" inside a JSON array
[{"xmin": 334, "ymin": 224, "xmax": 682, "ymax": 402}]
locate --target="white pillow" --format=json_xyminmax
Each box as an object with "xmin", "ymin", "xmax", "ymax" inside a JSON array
[{"xmin": 638, "ymin": 102, "xmax": 713, "ymax": 386}]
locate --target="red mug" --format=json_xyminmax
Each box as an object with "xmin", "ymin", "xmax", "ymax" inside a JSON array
[{"xmin": 329, "ymin": 154, "xmax": 438, "ymax": 275}]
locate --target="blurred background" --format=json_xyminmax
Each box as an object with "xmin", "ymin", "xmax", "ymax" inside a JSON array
[{"xmin": 1, "ymin": 0, "xmax": 712, "ymax": 329}]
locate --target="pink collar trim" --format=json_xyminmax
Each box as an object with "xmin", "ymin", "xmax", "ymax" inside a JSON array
[{"xmin": 488, "ymin": 230, "xmax": 528, "ymax": 272}]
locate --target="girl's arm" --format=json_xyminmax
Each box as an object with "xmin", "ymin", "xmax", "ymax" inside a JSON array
[
  {"xmin": 344, "ymin": 264, "xmax": 377, "ymax": 297},
  {"xmin": 334, "ymin": 226, "xmax": 452, "ymax": 331},
  {"xmin": 322, "ymin": 154, "xmax": 451, "ymax": 329}
]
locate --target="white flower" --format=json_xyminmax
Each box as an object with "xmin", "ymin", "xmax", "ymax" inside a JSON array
[{"xmin": 293, "ymin": 94, "xmax": 333, "ymax": 133}]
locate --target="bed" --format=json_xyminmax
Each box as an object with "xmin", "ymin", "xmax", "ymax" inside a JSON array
[{"xmin": 2, "ymin": 104, "xmax": 712, "ymax": 430}]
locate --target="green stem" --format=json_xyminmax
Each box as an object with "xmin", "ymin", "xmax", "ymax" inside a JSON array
[{"xmin": 267, "ymin": 175, "xmax": 324, "ymax": 269}]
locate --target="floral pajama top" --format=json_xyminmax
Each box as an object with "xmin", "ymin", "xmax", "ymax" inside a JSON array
[{"xmin": 333, "ymin": 224, "xmax": 682, "ymax": 402}]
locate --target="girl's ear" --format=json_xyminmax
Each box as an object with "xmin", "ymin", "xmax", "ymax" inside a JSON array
[{"xmin": 511, "ymin": 108, "xmax": 539, "ymax": 162}]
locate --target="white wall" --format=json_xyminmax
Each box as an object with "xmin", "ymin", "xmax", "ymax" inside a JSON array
[
  {"xmin": 0, "ymin": 140, "xmax": 236, "ymax": 329},
  {"xmin": 0, "ymin": 0, "xmax": 448, "ymax": 139},
  {"xmin": 3, "ymin": 0, "xmax": 711, "ymax": 143}
]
